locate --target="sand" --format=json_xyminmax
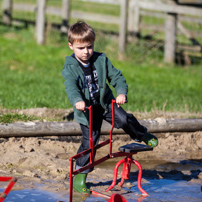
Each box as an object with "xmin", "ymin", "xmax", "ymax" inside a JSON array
[{"xmin": 0, "ymin": 108, "xmax": 202, "ymax": 200}]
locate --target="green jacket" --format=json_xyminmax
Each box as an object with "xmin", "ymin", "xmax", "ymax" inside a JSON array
[{"xmin": 62, "ymin": 52, "xmax": 128, "ymax": 126}]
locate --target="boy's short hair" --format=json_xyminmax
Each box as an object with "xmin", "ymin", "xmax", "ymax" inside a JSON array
[{"xmin": 68, "ymin": 21, "xmax": 95, "ymax": 44}]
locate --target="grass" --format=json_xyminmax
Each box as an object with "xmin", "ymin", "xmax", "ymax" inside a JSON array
[
  {"xmin": 0, "ymin": 113, "xmax": 38, "ymax": 124},
  {"xmin": 0, "ymin": 24, "xmax": 202, "ymax": 117}
]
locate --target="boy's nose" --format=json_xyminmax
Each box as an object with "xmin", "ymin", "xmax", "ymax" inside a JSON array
[{"xmin": 84, "ymin": 47, "xmax": 88, "ymax": 53}]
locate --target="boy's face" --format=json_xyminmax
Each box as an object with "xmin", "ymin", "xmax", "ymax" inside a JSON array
[{"xmin": 68, "ymin": 41, "xmax": 94, "ymax": 65}]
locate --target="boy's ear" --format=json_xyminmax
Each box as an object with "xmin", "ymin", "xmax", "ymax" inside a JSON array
[{"xmin": 68, "ymin": 42, "xmax": 73, "ymax": 50}]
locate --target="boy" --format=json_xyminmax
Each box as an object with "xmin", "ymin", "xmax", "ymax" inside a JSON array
[{"xmin": 62, "ymin": 21, "xmax": 158, "ymax": 195}]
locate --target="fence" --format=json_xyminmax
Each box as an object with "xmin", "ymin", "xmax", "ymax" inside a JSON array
[
  {"xmin": 1, "ymin": 0, "xmax": 202, "ymax": 65},
  {"xmin": 129, "ymin": 0, "xmax": 202, "ymax": 64}
]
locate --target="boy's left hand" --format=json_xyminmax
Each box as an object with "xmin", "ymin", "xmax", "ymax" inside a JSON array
[{"xmin": 116, "ymin": 94, "xmax": 126, "ymax": 108}]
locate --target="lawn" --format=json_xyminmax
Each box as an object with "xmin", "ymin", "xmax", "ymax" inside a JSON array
[{"xmin": 0, "ymin": 24, "xmax": 202, "ymax": 115}]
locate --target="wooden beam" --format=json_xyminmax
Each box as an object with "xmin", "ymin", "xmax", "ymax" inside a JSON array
[
  {"xmin": 71, "ymin": 10, "xmax": 120, "ymax": 25},
  {"xmin": 140, "ymin": 10, "xmax": 202, "ymax": 24},
  {"xmin": 164, "ymin": 0, "xmax": 177, "ymax": 64},
  {"xmin": 177, "ymin": 44, "xmax": 201, "ymax": 52},
  {"xmin": 0, "ymin": 119, "xmax": 202, "ymax": 138},
  {"xmin": 13, "ymin": 3, "xmax": 36, "ymax": 12},
  {"xmin": 61, "ymin": 0, "xmax": 70, "ymax": 33},
  {"xmin": 2, "ymin": 0, "xmax": 12, "ymax": 25},
  {"xmin": 119, "ymin": 0, "xmax": 128, "ymax": 52},
  {"xmin": 36, "ymin": 0, "xmax": 46, "ymax": 45},
  {"xmin": 139, "ymin": 1, "xmax": 202, "ymax": 17},
  {"xmin": 134, "ymin": 0, "xmax": 141, "ymax": 35},
  {"xmin": 13, "ymin": 3, "xmax": 120, "ymax": 25}
]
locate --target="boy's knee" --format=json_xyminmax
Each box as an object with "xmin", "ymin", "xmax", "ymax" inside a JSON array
[{"xmin": 115, "ymin": 114, "xmax": 128, "ymax": 129}]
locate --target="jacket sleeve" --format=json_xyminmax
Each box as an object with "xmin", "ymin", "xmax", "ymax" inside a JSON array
[
  {"xmin": 106, "ymin": 57, "xmax": 128, "ymax": 96},
  {"xmin": 62, "ymin": 64, "xmax": 83, "ymax": 106}
]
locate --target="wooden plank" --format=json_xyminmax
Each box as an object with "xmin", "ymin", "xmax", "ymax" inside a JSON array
[
  {"xmin": 140, "ymin": 10, "xmax": 202, "ymax": 24},
  {"xmin": 134, "ymin": 0, "xmax": 141, "ymax": 34},
  {"xmin": 140, "ymin": 23, "xmax": 202, "ymax": 38},
  {"xmin": 71, "ymin": 10, "xmax": 120, "ymax": 24},
  {"xmin": 128, "ymin": 0, "xmax": 134, "ymax": 31},
  {"xmin": 61, "ymin": 0, "xmax": 70, "ymax": 33},
  {"xmin": 36, "ymin": 0, "xmax": 46, "ymax": 45},
  {"xmin": 119, "ymin": 0, "xmax": 128, "ymax": 52},
  {"xmin": 139, "ymin": 1, "xmax": 202, "ymax": 17},
  {"xmin": 76, "ymin": 0, "xmax": 120, "ymax": 4},
  {"xmin": 12, "ymin": 3, "xmax": 120, "ymax": 25},
  {"xmin": 177, "ymin": 44, "xmax": 201, "ymax": 52},
  {"xmin": 164, "ymin": 0, "xmax": 177, "ymax": 64},
  {"xmin": 183, "ymin": 51, "xmax": 202, "ymax": 57},
  {"xmin": 1, "ymin": 119, "xmax": 202, "ymax": 138},
  {"xmin": 13, "ymin": 3, "xmax": 36, "ymax": 12},
  {"xmin": 2, "ymin": 0, "xmax": 12, "ymax": 25},
  {"xmin": 177, "ymin": 21, "xmax": 193, "ymax": 38},
  {"xmin": 178, "ymin": 0, "xmax": 202, "ymax": 4}
]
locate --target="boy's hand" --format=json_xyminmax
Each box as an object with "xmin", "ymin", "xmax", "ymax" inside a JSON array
[
  {"xmin": 116, "ymin": 94, "xmax": 126, "ymax": 108},
  {"xmin": 75, "ymin": 101, "xmax": 86, "ymax": 111}
]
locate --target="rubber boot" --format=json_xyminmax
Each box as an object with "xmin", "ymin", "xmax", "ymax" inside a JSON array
[
  {"xmin": 143, "ymin": 133, "xmax": 158, "ymax": 148},
  {"xmin": 73, "ymin": 173, "xmax": 90, "ymax": 195}
]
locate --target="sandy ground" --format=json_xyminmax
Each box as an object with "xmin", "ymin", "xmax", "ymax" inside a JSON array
[{"xmin": 0, "ymin": 108, "xmax": 202, "ymax": 200}]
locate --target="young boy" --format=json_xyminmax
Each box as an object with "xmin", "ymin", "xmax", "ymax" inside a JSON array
[{"xmin": 62, "ymin": 21, "xmax": 158, "ymax": 195}]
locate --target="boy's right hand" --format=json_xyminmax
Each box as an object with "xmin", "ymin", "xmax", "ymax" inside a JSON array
[{"xmin": 75, "ymin": 101, "xmax": 86, "ymax": 112}]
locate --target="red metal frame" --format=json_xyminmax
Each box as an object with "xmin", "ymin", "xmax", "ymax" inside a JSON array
[
  {"xmin": 69, "ymin": 100, "xmax": 149, "ymax": 202},
  {"xmin": 0, "ymin": 176, "xmax": 17, "ymax": 202},
  {"xmin": 105, "ymin": 154, "xmax": 148, "ymax": 196}
]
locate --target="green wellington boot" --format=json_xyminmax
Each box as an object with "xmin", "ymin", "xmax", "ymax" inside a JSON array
[
  {"xmin": 143, "ymin": 133, "xmax": 158, "ymax": 148},
  {"xmin": 73, "ymin": 173, "xmax": 90, "ymax": 195}
]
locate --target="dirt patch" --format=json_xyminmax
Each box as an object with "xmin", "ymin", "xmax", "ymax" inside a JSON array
[
  {"xmin": 0, "ymin": 131, "xmax": 202, "ymax": 197},
  {"xmin": 0, "ymin": 108, "xmax": 202, "ymax": 199}
]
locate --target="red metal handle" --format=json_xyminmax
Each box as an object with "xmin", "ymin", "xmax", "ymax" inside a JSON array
[
  {"xmin": 88, "ymin": 105, "xmax": 94, "ymax": 163},
  {"xmin": 109, "ymin": 99, "xmax": 115, "ymax": 155}
]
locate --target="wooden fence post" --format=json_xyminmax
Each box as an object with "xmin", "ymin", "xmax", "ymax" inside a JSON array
[
  {"xmin": 128, "ymin": 0, "xmax": 134, "ymax": 32},
  {"xmin": 36, "ymin": 0, "xmax": 46, "ymax": 45},
  {"xmin": 61, "ymin": 0, "xmax": 70, "ymax": 33},
  {"xmin": 134, "ymin": 0, "xmax": 141, "ymax": 36},
  {"xmin": 2, "ymin": 0, "xmax": 12, "ymax": 25},
  {"xmin": 164, "ymin": 0, "xmax": 178, "ymax": 64},
  {"xmin": 119, "ymin": 0, "xmax": 128, "ymax": 53}
]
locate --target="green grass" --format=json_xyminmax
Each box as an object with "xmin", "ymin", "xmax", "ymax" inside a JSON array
[
  {"xmin": 0, "ymin": 24, "xmax": 202, "ymax": 115},
  {"xmin": 0, "ymin": 113, "xmax": 38, "ymax": 124}
]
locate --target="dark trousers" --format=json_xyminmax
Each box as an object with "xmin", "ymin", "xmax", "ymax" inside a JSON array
[{"xmin": 75, "ymin": 103, "xmax": 147, "ymax": 173}]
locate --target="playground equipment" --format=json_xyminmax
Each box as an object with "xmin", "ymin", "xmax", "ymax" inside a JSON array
[
  {"xmin": 69, "ymin": 100, "xmax": 153, "ymax": 202},
  {"xmin": 0, "ymin": 176, "xmax": 17, "ymax": 202}
]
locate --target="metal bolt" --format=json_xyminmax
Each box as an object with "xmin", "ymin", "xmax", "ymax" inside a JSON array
[{"xmin": 2, "ymin": 193, "xmax": 7, "ymax": 198}]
